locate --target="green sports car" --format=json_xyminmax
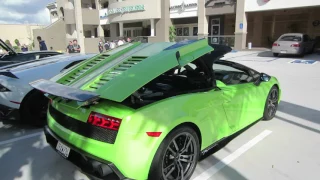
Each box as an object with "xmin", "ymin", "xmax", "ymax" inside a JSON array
[{"xmin": 30, "ymin": 39, "xmax": 281, "ymax": 180}]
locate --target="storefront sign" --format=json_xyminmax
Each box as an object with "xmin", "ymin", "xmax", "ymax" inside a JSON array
[
  {"xmin": 170, "ymin": 2, "xmax": 197, "ymax": 11},
  {"xmin": 205, "ymin": 0, "xmax": 236, "ymax": 7},
  {"xmin": 108, "ymin": 5, "xmax": 145, "ymax": 15}
]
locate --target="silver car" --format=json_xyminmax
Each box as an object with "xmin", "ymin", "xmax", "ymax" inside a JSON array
[{"xmin": 272, "ymin": 33, "xmax": 315, "ymax": 57}]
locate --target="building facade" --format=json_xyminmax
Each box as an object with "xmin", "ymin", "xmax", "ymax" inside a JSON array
[{"xmin": 34, "ymin": 0, "xmax": 320, "ymax": 53}]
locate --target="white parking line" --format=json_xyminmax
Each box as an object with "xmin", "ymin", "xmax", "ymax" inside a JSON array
[
  {"xmin": 0, "ymin": 132, "xmax": 43, "ymax": 146},
  {"xmin": 193, "ymin": 130, "xmax": 272, "ymax": 180}
]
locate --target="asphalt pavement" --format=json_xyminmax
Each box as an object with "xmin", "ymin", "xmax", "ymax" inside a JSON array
[{"xmin": 1, "ymin": 50, "xmax": 320, "ymax": 180}]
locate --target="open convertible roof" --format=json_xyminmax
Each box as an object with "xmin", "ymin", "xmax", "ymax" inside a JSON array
[{"xmin": 30, "ymin": 38, "xmax": 232, "ymax": 105}]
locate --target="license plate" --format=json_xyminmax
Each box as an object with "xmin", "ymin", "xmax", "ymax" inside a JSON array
[
  {"xmin": 280, "ymin": 50, "xmax": 287, "ymax": 53},
  {"xmin": 56, "ymin": 141, "xmax": 70, "ymax": 158}
]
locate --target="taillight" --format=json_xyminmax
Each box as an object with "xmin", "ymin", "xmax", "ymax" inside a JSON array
[
  {"xmin": 87, "ymin": 112, "xmax": 122, "ymax": 131},
  {"xmin": 273, "ymin": 43, "xmax": 280, "ymax": 47},
  {"xmin": 291, "ymin": 43, "xmax": 300, "ymax": 47}
]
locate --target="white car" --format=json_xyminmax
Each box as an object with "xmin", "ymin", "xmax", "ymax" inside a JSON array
[{"xmin": 0, "ymin": 53, "xmax": 96, "ymax": 126}]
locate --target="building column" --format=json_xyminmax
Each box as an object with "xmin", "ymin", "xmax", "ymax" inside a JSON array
[
  {"xmin": 110, "ymin": 23, "xmax": 118, "ymax": 40},
  {"xmin": 234, "ymin": 0, "xmax": 247, "ymax": 50},
  {"xmin": 252, "ymin": 13, "xmax": 263, "ymax": 47},
  {"xmin": 97, "ymin": 25, "xmax": 104, "ymax": 37},
  {"xmin": 119, "ymin": 22, "xmax": 124, "ymax": 37},
  {"xmin": 271, "ymin": 14, "xmax": 276, "ymax": 39},
  {"xmin": 95, "ymin": 0, "xmax": 104, "ymax": 38},
  {"xmin": 307, "ymin": 9, "xmax": 314, "ymax": 36},
  {"xmin": 74, "ymin": 0, "xmax": 85, "ymax": 53},
  {"xmin": 152, "ymin": 0, "xmax": 171, "ymax": 42},
  {"xmin": 197, "ymin": 0, "xmax": 208, "ymax": 38},
  {"xmin": 150, "ymin": 19, "xmax": 155, "ymax": 36}
]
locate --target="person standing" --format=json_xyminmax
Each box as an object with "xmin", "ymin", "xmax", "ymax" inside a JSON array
[
  {"xmin": 72, "ymin": 39, "xmax": 81, "ymax": 53},
  {"xmin": 21, "ymin": 44, "xmax": 28, "ymax": 52},
  {"xmin": 110, "ymin": 40, "xmax": 116, "ymax": 49},
  {"xmin": 37, "ymin": 36, "xmax": 47, "ymax": 51},
  {"xmin": 66, "ymin": 41, "xmax": 74, "ymax": 53},
  {"xmin": 98, "ymin": 40, "xmax": 104, "ymax": 53},
  {"xmin": 104, "ymin": 41, "xmax": 110, "ymax": 51},
  {"xmin": 117, "ymin": 38, "xmax": 124, "ymax": 46}
]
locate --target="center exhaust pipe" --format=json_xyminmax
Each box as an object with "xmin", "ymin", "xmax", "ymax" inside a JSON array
[{"xmin": 89, "ymin": 160, "xmax": 113, "ymax": 177}]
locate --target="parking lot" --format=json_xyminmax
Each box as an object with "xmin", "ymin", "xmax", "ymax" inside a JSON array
[{"xmin": 1, "ymin": 50, "xmax": 320, "ymax": 180}]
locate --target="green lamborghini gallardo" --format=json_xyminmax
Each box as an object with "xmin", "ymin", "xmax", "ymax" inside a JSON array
[{"xmin": 30, "ymin": 39, "xmax": 281, "ymax": 180}]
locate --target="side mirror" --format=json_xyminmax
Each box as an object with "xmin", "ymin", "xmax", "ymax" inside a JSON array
[{"xmin": 254, "ymin": 73, "xmax": 271, "ymax": 86}]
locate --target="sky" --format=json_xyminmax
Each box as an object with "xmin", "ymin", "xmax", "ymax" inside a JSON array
[{"xmin": 0, "ymin": 0, "xmax": 52, "ymax": 25}]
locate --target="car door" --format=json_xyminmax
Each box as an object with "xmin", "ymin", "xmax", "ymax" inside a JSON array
[{"xmin": 213, "ymin": 61, "xmax": 261, "ymax": 133}]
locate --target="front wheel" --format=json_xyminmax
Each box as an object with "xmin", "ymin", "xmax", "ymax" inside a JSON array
[
  {"xmin": 148, "ymin": 126, "xmax": 200, "ymax": 180},
  {"xmin": 263, "ymin": 86, "xmax": 279, "ymax": 120},
  {"xmin": 273, "ymin": 53, "xmax": 279, "ymax": 57}
]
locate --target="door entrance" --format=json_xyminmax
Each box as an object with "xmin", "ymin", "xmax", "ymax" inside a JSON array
[{"xmin": 211, "ymin": 18, "xmax": 221, "ymax": 44}]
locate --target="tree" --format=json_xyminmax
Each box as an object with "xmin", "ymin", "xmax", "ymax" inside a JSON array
[
  {"xmin": 14, "ymin": 39, "xmax": 20, "ymax": 46},
  {"xmin": 169, "ymin": 25, "xmax": 176, "ymax": 42}
]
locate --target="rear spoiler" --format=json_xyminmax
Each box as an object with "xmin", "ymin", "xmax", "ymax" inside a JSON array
[{"xmin": 29, "ymin": 79, "xmax": 100, "ymax": 105}]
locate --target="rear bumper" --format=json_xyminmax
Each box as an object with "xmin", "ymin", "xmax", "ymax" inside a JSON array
[
  {"xmin": 44, "ymin": 126, "xmax": 130, "ymax": 180},
  {"xmin": 272, "ymin": 47, "xmax": 302, "ymax": 54}
]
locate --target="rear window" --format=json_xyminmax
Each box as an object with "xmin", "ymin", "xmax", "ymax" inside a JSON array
[{"xmin": 279, "ymin": 36, "xmax": 302, "ymax": 42}]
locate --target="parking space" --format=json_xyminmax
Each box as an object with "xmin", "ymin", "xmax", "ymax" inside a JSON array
[{"xmin": 0, "ymin": 50, "xmax": 320, "ymax": 180}]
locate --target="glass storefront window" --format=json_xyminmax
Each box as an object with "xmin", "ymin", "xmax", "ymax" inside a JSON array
[
  {"xmin": 193, "ymin": 27, "xmax": 198, "ymax": 36},
  {"xmin": 183, "ymin": 27, "xmax": 189, "ymax": 36}
]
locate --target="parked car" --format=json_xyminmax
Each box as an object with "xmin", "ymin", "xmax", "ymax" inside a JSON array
[
  {"xmin": 0, "ymin": 53, "xmax": 97, "ymax": 126},
  {"xmin": 31, "ymin": 39, "xmax": 281, "ymax": 180},
  {"xmin": 272, "ymin": 33, "xmax": 315, "ymax": 57},
  {"xmin": 0, "ymin": 39, "xmax": 61, "ymax": 67}
]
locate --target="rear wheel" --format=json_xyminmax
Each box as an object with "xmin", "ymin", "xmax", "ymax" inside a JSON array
[
  {"xmin": 263, "ymin": 86, "xmax": 279, "ymax": 120},
  {"xmin": 148, "ymin": 126, "xmax": 200, "ymax": 180},
  {"xmin": 20, "ymin": 90, "xmax": 49, "ymax": 127},
  {"xmin": 273, "ymin": 53, "xmax": 279, "ymax": 57}
]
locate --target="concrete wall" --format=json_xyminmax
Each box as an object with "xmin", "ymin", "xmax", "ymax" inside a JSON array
[
  {"xmin": 33, "ymin": 19, "xmax": 67, "ymax": 52},
  {"xmin": 84, "ymin": 38, "xmax": 100, "ymax": 53},
  {"xmin": 0, "ymin": 24, "xmax": 45, "ymax": 46},
  {"xmin": 245, "ymin": 0, "xmax": 320, "ymax": 12},
  {"xmin": 82, "ymin": 9, "xmax": 100, "ymax": 25},
  {"xmin": 108, "ymin": 0, "xmax": 161, "ymax": 23},
  {"xmin": 65, "ymin": 9, "xmax": 99, "ymax": 25}
]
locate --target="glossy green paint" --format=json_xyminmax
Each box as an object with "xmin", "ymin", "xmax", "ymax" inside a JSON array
[
  {"xmin": 51, "ymin": 39, "xmax": 215, "ymax": 103},
  {"xmin": 49, "ymin": 77, "xmax": 280, "ymax": 180},
  {"xmin": 46, "ymin": 39, "xmax": 282, "ymax": 180},
  {"xmin": 55, "ymin": 42, "xmax": 140, "ymax": 86}
]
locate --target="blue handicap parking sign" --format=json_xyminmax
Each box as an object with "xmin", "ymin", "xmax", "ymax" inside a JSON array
[{"xmin": 290, "ymin": 60, "xmax": 317, "ymax": 64}]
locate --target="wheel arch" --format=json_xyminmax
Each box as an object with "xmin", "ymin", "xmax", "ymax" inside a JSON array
[
  {"xmin": 171, "ymin": 122, "xmax": 202, "ymax": 149},
  {"xmin": 20, "ymin": 88, "xmax": 44, "ymax": 112}
]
